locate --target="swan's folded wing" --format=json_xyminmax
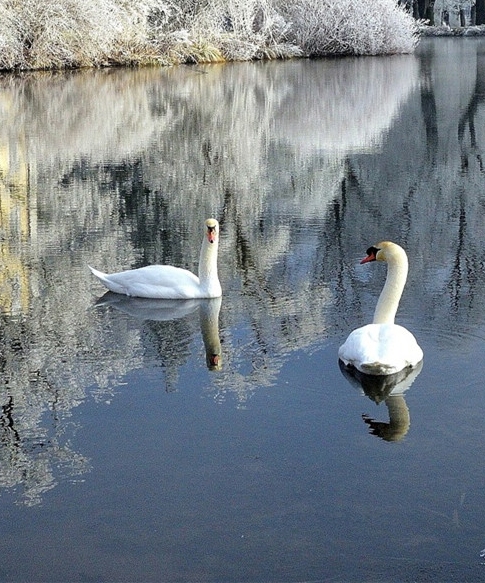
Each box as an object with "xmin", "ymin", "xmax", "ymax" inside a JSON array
[{"xmin": 90, "ymin": 265, "xmax": 202, "ymax": 299}]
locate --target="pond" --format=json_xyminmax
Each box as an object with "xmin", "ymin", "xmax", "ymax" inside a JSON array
[{"xmin": 0, "ymin": 36, "xmax": 485, "ymax": 582}]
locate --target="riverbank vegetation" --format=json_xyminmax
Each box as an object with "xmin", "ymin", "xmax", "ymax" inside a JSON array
[{"xmin": 0, "ymin": 0, "xmax": 419, "ymax": 71}]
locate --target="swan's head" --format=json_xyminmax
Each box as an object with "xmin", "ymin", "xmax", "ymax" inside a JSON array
[
  {"xmin": 205, "ymin": 218, "xmax": 219, "ymax": 244},
  {"xmin": 360, "ymin": 241, "xmax": 406, "ymax": 265}
]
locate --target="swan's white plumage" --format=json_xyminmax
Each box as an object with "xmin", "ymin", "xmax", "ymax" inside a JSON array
[
  {"xmin": 89, "ymin": 218, "xmax": 221, "ymax": 299},
  {"xmin": 339, "ymin": 322, "xmax": 423, "ymax": 375},
  {"xmin": 338, "ymin": 241, "xmax": 423, "ymax": 376}
]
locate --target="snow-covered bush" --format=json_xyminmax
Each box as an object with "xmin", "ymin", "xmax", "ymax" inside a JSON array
[
  {"xmin": 278, "ymin": 0, "xmax": 419, "ymax": 56},
  {"xmin": 177, "ymin": 0, "xmax": 301, "ymax": 61},
  {"xmin": 0, "ymin": 0, "xmax": 178, "ymax": 69}
]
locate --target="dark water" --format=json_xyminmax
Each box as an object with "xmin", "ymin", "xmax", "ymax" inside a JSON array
[{"xmin": 0, "ymin": 37, "xmax": 485, "ymax": 582}]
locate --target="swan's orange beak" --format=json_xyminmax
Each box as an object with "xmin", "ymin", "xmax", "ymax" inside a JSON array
[
  {"xmin": 207, "ymin": 226, "xmax": 216, "ymax": 244},
  {"xmin": 361, "ymin": 251, "xmax": 376, "ymax": 264}
]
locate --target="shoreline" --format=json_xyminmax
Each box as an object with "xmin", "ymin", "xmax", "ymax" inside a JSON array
[{"xmin": 420, "ymin": 24, "xmax": 485, "ymax": 36}]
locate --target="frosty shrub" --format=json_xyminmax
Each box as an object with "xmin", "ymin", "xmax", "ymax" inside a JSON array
[
  {"xmin": 279, "ymin": 0, "xmax": 419, "ymax": 56},
  {"xmin": 185, "ymin": 0, "xmax": 300, "ymax": 61},
  {"xmin": 0, "ymin": 0, "xmax": 178, "ymax": 69}
]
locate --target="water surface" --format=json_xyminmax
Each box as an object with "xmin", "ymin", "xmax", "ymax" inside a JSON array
[{"xmin": 0, "ymin": 37, "xmax": 485, "ymax": 582}]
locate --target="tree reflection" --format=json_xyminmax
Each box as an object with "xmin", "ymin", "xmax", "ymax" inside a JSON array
[{"xmin": 0, "ymin": 392, "xmax": 89, "ymax": 506}]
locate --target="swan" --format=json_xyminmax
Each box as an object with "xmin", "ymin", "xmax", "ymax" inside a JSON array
[
  {"xmin": 89, "ymin": 218, "xmax": 222, "ymax": 299},
  {"xmin": 338, "ymin": 241, "xmax": 423, "ymax": 375}
]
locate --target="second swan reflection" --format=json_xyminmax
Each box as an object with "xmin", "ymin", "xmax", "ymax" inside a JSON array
[{"xmin": 340, "ymin": 360, "xmax": 423, "ymax": 442}]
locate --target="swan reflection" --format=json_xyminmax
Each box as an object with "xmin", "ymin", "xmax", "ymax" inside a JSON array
[
  {"xmin": 95, "ymin": 293, "xmax": 222, "ymax": 371},
  {"xmin": 339, "ymin": 360, "xmax": 423, "ymax": 442}
]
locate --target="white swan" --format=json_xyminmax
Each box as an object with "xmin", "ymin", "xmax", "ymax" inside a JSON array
[
  {"xmin": 338, "ymin": 241, "xmax": 423, "ymax": 375},
  {"xmin": 89, "ymin": 218, "xmax": 222, "ymax": 299}
]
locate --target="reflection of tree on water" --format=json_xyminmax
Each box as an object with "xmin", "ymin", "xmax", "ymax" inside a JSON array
[
  {"xmin": 339, "ymin": 361, "xmax": 423, "ymax": 442},
  {"xmin": 0, "ymin": 392, "xmax": 89, "ymax": 506}
]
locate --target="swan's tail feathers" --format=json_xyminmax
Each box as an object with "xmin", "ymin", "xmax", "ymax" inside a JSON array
[
  {"xmin": 88, "ymin": 265, "xmax": 127, "ymax": 295},
  {"xmin": 88, "ymin": 265, "xmax": 110, "ymax": 284},
  {"xmin": 88, "ymin": 265, "xmax": 103, "ymax": 277}
]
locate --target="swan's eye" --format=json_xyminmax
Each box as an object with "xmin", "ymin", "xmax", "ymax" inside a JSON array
[{"xmin": 366, "ymin": 246, "xmax": 379, "ymax": 256}]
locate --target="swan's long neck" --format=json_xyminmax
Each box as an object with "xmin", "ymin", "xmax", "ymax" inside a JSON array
[
  {"xmin": 373, "ymin": 250, "xmax": 408, "ymax": 325},
  {"xmin": 198, "ymin": 237, "xmax": 219, "ymax": 289}
]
